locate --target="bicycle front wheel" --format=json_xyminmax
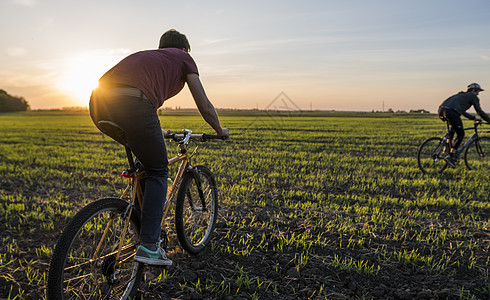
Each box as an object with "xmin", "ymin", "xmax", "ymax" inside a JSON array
[
  {"xmin": 417, "ymin": 137, "xmax": 449, "ymax": 175},
  {"xmin": 175, "ymin": 165, "xmax": 218, "ymax": 255},
  {"xmin": 464, "ymin": 136, "xmax": 490, "ymax": 171},
  {"xmin": 47, "ymin": 197, "xmax": 143, "ymax": 300}
]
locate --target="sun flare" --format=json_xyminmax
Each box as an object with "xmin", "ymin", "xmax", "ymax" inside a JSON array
[{"xmin": 56, "ymin": 50, "xmax": 128, "ymax": 107}]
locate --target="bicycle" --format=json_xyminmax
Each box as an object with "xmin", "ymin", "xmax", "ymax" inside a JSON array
[
  {"xmin": 417, "ymin": 120, "xmax": 490, "ymax": 174},
  {"xmin": 47, "ymin": 120, "xmax": 226, "ymax": 299}
]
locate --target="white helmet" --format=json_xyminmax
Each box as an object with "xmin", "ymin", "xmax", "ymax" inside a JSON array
[{"xmin": 468, "ymin": 83, "xmax": 484, "ymax": 91}]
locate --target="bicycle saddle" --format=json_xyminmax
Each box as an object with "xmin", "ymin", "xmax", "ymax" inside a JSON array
[{"xmin": 97, "ymin": 120, "xmax": 127, "ymax": 146}]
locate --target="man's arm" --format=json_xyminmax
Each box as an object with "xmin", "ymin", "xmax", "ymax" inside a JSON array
[
  {"xmin": 186, "ymin": 73, "xmax": 229, "ymax": 137},
  {"xmin": 472, "ymin": 97, "xmax": 490, "ymax": 123},
  {"xmin": 462, "ymin": 111, "xmax": 476, "ymax": 120}
]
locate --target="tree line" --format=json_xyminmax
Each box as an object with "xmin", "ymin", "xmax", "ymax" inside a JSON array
[{"xmin": 0, "ymin": 89, "xmax": 30, "ymax": 112}]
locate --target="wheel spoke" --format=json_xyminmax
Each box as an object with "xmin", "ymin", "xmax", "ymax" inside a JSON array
[
  {"xmin": 175, "ymin": 167, "xmax": 218, "ymax": 254},
  {"xmin": 418, "ymin": 137, "xmax": 448, "ymax": 175},
  {"xmin": 48, "ymin": 198, "xmax": 143, "ymax": 299},
  {"xmin": 465, "ymin": 137, "xmax": 490, "ymax": 170}
]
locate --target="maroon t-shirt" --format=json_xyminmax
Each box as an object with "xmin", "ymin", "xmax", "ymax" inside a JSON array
[{"xmin": 99, "ymin": 48, "xmax": 199, "ymax": 108}]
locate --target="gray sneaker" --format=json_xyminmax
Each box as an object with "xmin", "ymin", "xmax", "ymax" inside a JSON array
[
  {"xmin": 134, "ymin": 245, "xmax": 172, "ymax": 266},
  {"xmin": 444, "ymin": 155, "xmax": 456, "ymax": 168}
]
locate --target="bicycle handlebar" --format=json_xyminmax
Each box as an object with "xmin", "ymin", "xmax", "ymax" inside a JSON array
[
  {"xmin": 470, "ymin": 118, "xmax": 490, "ymax": 125},
  {"xmin": 201, "ymin": 133, "xmax": 228, "ymax": 141},
  {"xmin": 458, "ymin": 120, "xmax": 490, "ymax": 132},
  {"xmin": 164, "ymin": 130, "xmax": 228, "ymax": 143}
]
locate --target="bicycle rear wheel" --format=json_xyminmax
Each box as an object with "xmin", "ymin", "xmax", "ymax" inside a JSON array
[
  {"xmin": 417, "ymin": 137, "xmax": 449, "ymax": 175},
  {"xmin": 464, "ymin": 136, "xmax": 490, "ymax": 171},
  {"xmin": 175, "ymin": 165, "xmax": 218, "ymax": 255},
  {"xmin": 47, "ymin": 197, "xmax": 143, "ymax": 299}
]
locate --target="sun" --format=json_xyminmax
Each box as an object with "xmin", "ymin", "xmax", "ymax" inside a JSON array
[{"xmin": 56, "ymin": 51, "xmax": 128, "ymax": 107}]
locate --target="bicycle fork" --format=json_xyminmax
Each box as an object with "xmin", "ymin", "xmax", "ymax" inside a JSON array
[
  {"xmin": 188, "ymin": 166, "xmax": 207, "ymax": 210},
  {"xmin": 474, "ymin": 139, "xmax": 486, "ymax": 157}
]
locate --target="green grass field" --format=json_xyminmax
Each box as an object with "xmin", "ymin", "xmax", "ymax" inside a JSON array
[{"xmin": 0, "ymin": 111, "xmax": 488, "ymax": 299}]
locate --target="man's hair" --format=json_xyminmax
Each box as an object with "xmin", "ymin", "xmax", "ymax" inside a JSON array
[{"xmin": 158, "ymin": 29, "xmax": 191, "ymax": 52}]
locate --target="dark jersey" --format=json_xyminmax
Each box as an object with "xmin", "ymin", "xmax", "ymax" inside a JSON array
[{"xmin": 439, "ymin": 91, "xmax": 490, "ymax": 123}]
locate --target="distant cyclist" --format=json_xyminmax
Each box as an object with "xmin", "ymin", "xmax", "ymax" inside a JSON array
[{"xmin": 438, "ymin": 83, "xmax": 490, "ymax": 167}]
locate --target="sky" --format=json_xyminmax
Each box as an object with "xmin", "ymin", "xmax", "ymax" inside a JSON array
[{"xmin": 1, "ymin": 0, "xmax": 490, "ymax": 112}]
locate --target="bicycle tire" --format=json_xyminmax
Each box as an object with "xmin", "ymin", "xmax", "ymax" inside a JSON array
[
  {"xmin": 175, "ymin": 165, "xmax": 218, "ymax": 255},
  {"xmin": 464, "ymin": 136, "xmax": 490, "ymax": 171},
  {"xmin": 47, "ymin": 197, "xmax": 144, "ymax": 299},
  {"xmin": 417, "ymin": 137, "xmax": 449, "ymax": 175}
]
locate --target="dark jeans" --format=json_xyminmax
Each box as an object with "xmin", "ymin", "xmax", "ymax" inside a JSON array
[
  {"xmin": 439, "ymin": 107, "xmax": 464, "ymax": 151},
  {"xmin": 89, "ymin": 88, "xmax": 168, "ymax": 246}
]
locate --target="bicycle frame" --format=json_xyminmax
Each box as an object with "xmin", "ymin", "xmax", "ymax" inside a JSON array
[
  {"xmin": 162, "ymin": 150, "xmax": 191, "ymax": 223},
  {"xmin": 418, "ymin": 119, "xmax": 490, "ymax": 174},
  {"xmin": 457, "ymin": 131, "xmax": 478, "ymax": 157},
  {"xmin": 93, "ymin": 131, "xmax": 198, "ymax": 265},
  {"xmin": 442, "ymin": 121, "xmax": 481, "ymax": 157},
  {"xmin": 50, "ymin": 125, "xmax": 226, "ymax": 298}
]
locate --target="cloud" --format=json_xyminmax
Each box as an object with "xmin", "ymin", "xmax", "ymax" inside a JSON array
[
  {"xmin": 199, "ymin": 38, "xmax": 230, "ymax": 46},
  {"xmin": 12, "ymin": 0, "xmax": 37, "ymax": 6},
  {"xmin": 5, "ymin": 47, "xmax": 27, "ymax": 56},
  {"xmin": 0, "ymin": 68, "xmax": 52, "ymax": 92},
  {"xmin": 481, "ymin": 55, "xmax": 490, "ymax": 61}
]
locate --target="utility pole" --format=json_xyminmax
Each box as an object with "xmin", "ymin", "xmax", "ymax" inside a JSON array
[{"xmin": 382, "ymin": 101, "xmax": 385, "ymax": 112}]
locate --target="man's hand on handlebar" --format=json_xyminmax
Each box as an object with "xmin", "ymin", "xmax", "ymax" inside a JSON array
[{"xmin": 218, "ymin": 128, "xmax": 230, "ymax": 139}]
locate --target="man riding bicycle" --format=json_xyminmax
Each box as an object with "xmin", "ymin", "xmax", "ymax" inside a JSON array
[
  {"xmin": 438, "ymin": 83, "xmax": 490, "ymax": 167},
  {"xmin": 89, "ymin": 29, "xmax": 229, "ymax": 266}
]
